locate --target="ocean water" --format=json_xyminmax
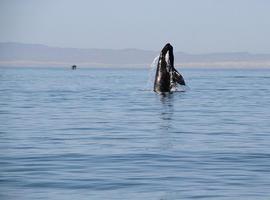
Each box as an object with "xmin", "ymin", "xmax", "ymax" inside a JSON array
[{"xmin": 0, "ymin": 67, "xmax": 270, "ymax": 200}]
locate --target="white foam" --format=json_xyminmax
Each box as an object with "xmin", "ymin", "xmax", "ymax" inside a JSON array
[{"xmin": 146, "ymin": 55, "xmax": 159, "ymax": 90}]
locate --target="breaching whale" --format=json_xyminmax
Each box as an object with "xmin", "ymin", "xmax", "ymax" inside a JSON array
[{"xmin": 154, "ymin": 43, "xmax": 185, "ymax": 93}]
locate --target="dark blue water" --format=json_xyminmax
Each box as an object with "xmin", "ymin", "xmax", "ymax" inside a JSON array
[{"xmin": 1, "ymin": 67, "xmax": 270, "ymax": 200}]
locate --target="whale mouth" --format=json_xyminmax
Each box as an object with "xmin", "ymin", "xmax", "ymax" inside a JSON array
[
  {"xmin": 165, "ymin": 51, "xmax": 170, "ymax": 65},
  {"xmin": 165, "ymin": 51, "xmax": 171, "ymax": 71}
]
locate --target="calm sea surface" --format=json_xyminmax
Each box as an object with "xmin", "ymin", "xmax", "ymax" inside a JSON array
[{"xmin": 0, "ymin": 67, "xmax": 270, "ymax": 200}]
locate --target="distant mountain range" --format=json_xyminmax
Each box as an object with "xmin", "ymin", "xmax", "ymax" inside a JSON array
[{"xmin": 1, "ymin": 42, "xmax": 270, "ymax": 68}]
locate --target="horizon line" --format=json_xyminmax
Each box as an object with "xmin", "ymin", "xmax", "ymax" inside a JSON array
[{"xmin": 1, "ymin": 41, "xmax": 269, "ymax": 55}]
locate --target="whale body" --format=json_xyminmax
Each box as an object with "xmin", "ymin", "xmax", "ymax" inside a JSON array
[{"xmin": 154, "ymin": 43, "xmax": 185, "ymax": 93}]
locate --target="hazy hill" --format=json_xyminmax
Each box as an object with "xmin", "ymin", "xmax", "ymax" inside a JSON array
[{"xmin": 1, "ymin": 42, "xmax": 270, "ymax": 68}]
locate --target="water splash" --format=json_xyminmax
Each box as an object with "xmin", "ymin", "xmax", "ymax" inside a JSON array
[
  {"xmin": 146, "ymin": 55, "xmax": 159, "ymax": 91},
  {"xmin": 171, "ymin": 84, "xmax": 189, "ymax": 92}
]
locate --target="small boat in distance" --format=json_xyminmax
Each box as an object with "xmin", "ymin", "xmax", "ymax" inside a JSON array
[{"xmin": 71, "ymin": 65, "xmax": 77, "ymax": 70}]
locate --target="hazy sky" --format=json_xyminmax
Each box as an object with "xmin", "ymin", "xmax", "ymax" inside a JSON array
[{"xmin": 1, "ymin": 0, "xmax": 270, "ymax": 53}]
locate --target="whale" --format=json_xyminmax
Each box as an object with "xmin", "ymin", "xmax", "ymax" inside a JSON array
[{"xmin": 154, "ymin": 43, "xmax": 185, "ymax": 93}]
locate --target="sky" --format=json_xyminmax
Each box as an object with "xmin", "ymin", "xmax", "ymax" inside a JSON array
[{"xmin": 0, "ymin": 0, "xmax": 270, "ymax": 53}]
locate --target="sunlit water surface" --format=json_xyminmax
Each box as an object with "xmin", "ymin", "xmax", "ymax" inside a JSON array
[{"xmin": 0, "ymin": 67, "xmax": 270, "ymax": 200}]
